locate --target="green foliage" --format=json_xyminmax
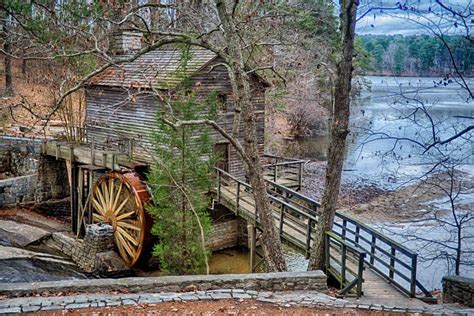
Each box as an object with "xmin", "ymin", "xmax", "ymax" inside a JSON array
[
  {"xmin": 358, "ymin": 34, "xmax": 474, "ymax": 76},
  {"xmin": 147, "ymin": 46, "xmax": 218, "ymax": 275}
]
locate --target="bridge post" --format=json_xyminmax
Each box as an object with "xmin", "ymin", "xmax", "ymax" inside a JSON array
[
  {"xmin": 305, "ymin": 218, "xmax": 312, "ymax": 259},
  {"xmin": 298, "ymin": 162, "xmax": 303, "ymax": 190},
  {"xmin": 248, "ymin": 224, "xmax": 256, "ymax": 272},
  {"xmin": 410, "ymin": 254, "xmax": 418, "ymax": 297},
  {"xmin": 389, "ymin": 247, "xmax": 396, "ymax": 279}
]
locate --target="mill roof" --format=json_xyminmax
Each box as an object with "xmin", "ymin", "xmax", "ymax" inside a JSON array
[{"xmin": 88, "ymin": 46, "xmax": 217, "ymax": 89}]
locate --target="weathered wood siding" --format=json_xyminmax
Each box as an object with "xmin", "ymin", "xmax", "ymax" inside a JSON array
[{"xmin": 85, "ymin": 57, "xmax": 266, "ymax": 179}]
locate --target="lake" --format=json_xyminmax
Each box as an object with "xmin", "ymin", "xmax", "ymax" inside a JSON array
[{"xmin": 278, "ymin": 76, "xmax": 474, "ymax": 289}]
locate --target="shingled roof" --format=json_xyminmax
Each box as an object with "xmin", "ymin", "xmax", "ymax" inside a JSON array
[{"xmin": 88, "ymin": 46, "xmax": 217, "ymax": 89}]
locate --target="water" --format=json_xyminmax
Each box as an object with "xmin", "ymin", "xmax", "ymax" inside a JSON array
[
  {"xmin": 346, "ymin": 76, "xmax": 474, "ymax": 188},
  {"xmin": 278, "ymin": 76, "xmax": 474, "ymax": 289}
]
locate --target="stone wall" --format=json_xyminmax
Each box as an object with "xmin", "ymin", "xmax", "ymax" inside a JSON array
[
  {"xmin": 35, "ymin": 155, "xmax": 69, "ymax": 202},
  {"xmin": 0, "ymin": 175, "xmax": 38, "ymax": 205},
  {"xmin": 207, "ymin": 219, "xmax": 240, "ymax": 251},
  {"xmin": 207, "ymin": 206, "xmax": 249, "ymax": 251},
  {"xmin": 0, "ymin": 136, "xmax": 69, "ymax": 206},
  {"xmin": 0, "ymin": 270, "xmax": 328, "ymax": 297},
  {"xmin": 443, "ymin": 275, "xmax": 474, "ymax": 307},
  {"xmin": 50, "ymin": 224, "xmax": 128, "ymax": 275}
]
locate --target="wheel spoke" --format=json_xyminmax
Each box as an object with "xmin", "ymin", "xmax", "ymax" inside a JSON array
[
  {"xmin": 117, "ymin": 221, "xmax": 141, "ymax": 231},
  {"xmin": 114, "ymin": 234, "xmax": 129, "ymax": 262},
  {"xmin": 112, "ymin": 181, "xmax": 123, "ymax": 212},
  {"xmin": 102, "ymin": 181, "xmax": 110, "ymax": 213},
  {"xmin": 116, "ymin": 231, "xmax": 135, "ymax": 258},
  {"xmin": 95, "ymin": 185, "xmax": 107, "ymax": 214},
  {"xmin": 108, "ymin": 178, "xmax": 114, "ymax": 210},
  {"xmin": 92, "ymin": 198, "xmax": 106, "ymax": 216},
  {"xmin": 115, "ymin": 195, "xmax": 131, "ymax": 215},
  {"xmin": 117, "ymin": 227, "xmax": 139, "ymax": 246},
  {"xmin": 116, "ymin": 210, "xmax": 135, "ymax": 221},
  {"xmin": 92, "ymin": 213, "xmax": 104, "ymax": 221}
]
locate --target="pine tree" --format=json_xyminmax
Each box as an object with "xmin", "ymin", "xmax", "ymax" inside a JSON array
[{"xmin": 147, "ymin": 46, "xmax": 218, "ymax": 275}]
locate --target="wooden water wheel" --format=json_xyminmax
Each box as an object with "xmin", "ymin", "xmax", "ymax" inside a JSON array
[{"xmin": 91, "ymin": 171, "xmax": 151, "ymax": 267}]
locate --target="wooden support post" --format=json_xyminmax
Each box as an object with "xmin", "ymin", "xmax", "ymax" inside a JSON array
[
  {"xmin": 298, "ymin": 162, "xmax": 303, "ymax": 190},
  {"xmin": 102, "ymin": 153, "xmax": 107, "ymax": 168},
  {"xmin": 248, "ymin": 224, "xmax": 256, "ymax": 272},
  {"xmin": 357, "ymin": 253, "xmax": 366, "ymax": 298},
  {"xmin": 279, "ymin": 204, "xmax": 284, "ymax": 236},
  {"xmin": 410, "ymin": 254, "xmax": 418, "ymax": 298},
  {"xmin": 236, "ymin": 182, "xmax": 240, "ymax": 215},
  {"xmin": 88, "ymin": 170, "xmax": 93, "ymax": 224},
  {"xmin": 69, "ymin": 146, "xmax": 74, "ymax": 162},
  {"xmin": 91, "ymin": 138, "xmax": 95, "ymax": 166},
  {"xmin": 70, "ymin": 162, "xmax": 79, "ymax": 234},
  {"xmin": 389, "ymin": 247, "xmax": 396, "ymax": 279},
  {"xmin": 342, "ymin": 219, "xmax": 347, "ymax": 239},
  {"xmin": 370, "ymin": 235, "xmax": 376, "ymax": 266},
  {"xmin": 77, "ymin": 167, "xmax": 84, "ymax": 235},
  {"xmin": 341, "ymin": 244, "xmax": 347, "ymax": 289},
  {"xmin": 305, "ymin": 218, "xmax": 312, "ymax": 259},
  {"xmin": 217, "ymin": 170, "xmax": 221, "ymax": 203},
  {"xmin": 355, "ymin": 226, "xmax": 360, "ymax": 244},
  {"xmin": 55, "ymin": 143, "xmax": 60, "ymax": 160}
]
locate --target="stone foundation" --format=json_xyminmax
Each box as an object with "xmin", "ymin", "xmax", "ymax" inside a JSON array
[
  {"xmin": 0, "ymin": 137, "xmax": 68, "ymax": 206},
  {"xmin": 49, "ymin": 224, "xmax": 129, "ymax": 275},
  {"xmin": 443, "ymin": 275, "xmax": 474, "ymax": 307},
  {"xmin": 207, "ymin": 219, "xmax": 240, "ymax": 251},
  {"xmin": 207, "ymin": 205, "xmax": 248, "ymax": 251},
  {"xmin": 0, "ymin": 270, "xmax": 328, "ymax": 297}
]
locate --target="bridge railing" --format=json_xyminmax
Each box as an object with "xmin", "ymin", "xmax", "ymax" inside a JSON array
[
  {"xmin": 214, "ymin": 167, "xmax": 432, "ymax": 300},
  {"xmin": 332, "ymin": 213, "xmax": 433, "ymax": 299},
  {"xmin": 262, "ymin": 154, "xmax": 305, "ymax": 190},
  {"xmin": 325, "ymin": 231, "xmax": 366, "ymax": 298},
  {"xmin": 215, "ymin": 167, "xmax": 257, "ymax": 221}
]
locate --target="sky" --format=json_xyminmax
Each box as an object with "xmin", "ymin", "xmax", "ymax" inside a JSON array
[{"xmin": 355, "ymin": 0, "xmax": 473, "ymax": 35}]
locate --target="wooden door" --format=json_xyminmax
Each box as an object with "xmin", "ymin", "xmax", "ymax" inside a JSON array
[{"xmin": 214, "ymin": 143, "xmax": 229, "ymax": 172}]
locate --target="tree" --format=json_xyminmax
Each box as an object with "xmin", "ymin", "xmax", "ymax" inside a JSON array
[
  {"xmin": 147, "ymin": 46, "xmax": 216, "ymax": 275},
  {"xmin": 1, "ymin": 11, "xmax": 13, "ymax": 96},
  {"xmin": 308, "ymin": 0, "xmax": 360, "ymax": 270}
]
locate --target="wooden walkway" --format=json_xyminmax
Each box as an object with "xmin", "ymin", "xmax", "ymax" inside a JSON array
[{"xmin": 214, "ymin": 167, "xmax": 434, "ymax": 303}]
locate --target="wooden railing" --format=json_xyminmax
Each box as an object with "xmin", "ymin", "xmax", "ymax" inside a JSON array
[
  {"xmin": 214, "ymin": 167, "xmax": 433, "ymax": 300},
  {"xmin": 332, "ymin": 213, "xmax": 433, "ymax": 299},
  {"xmin": 325, "ymin": 231, "xmax": 366, "ymax": 298},
  {"xmin": 262, "ymin": 154, "xmax": 305, "ymax": 190}
]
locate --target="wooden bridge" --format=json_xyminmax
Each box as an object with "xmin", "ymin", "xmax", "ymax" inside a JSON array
[{"xmin": 213, "ymin": 164, "xmax": 435, "ymax": 302}]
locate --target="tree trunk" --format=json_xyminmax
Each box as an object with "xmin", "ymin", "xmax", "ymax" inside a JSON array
[
  {"xmin": 215, "ymin": 0, "xmax": 286, "ymax": 272},
  {"xmin": 1, "ymin": 13, "xmax": 13, "ymax": 96},
  {"xmin": 308, "ymin": 0, "xmax": 359, "ymax": 271}
]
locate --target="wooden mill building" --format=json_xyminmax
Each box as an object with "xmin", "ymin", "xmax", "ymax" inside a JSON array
[
  {"xmin": 43, "ymin": 32, "xmax": 279, "ymax": 267},
  {"xmin": 86, "ymin": 36, "xmax": 268, "ymax": 177}
]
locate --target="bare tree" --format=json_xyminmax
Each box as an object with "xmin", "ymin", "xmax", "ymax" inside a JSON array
[
  {"xmin": 308, "ymin": 0, "xmax": 360, "ymax": 270},
  {"xmin": 1, "ymin": 11, "xmax": 13, "ymax": 96}
]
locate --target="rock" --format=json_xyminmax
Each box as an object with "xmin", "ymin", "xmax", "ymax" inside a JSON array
[
  {"xmin": 0, "ymin": 220, "xmax": 50, "ymax": 247},
  {"xmin": 0, "ymin": 245, "xmax": 73, "ymax": 264}
]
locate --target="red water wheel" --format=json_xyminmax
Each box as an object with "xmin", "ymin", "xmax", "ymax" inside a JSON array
[{"xmin": 91, "ymin": 171, "xmax": 152, "ymax": 267}]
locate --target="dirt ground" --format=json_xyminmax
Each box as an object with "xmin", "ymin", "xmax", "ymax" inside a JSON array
[
  {"xmin": 302, "ymin": 161, "xmax": 474, "ymax": 223},
  {"xmin": 27, "ymin": 300, "xmax": 404, "ymax": 315}
]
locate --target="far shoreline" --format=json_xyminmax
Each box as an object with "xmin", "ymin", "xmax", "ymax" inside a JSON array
[{"xmin": 362, "ymin": 73, "xmax": 474, "ymax": 79}]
